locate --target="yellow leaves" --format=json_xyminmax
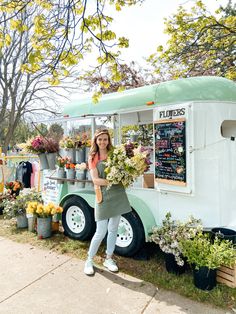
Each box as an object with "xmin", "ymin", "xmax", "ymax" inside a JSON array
[
  {"xmin": 117, "ymin": 86, "xmax": 125, "ymax": 92},
  {"xmin": 21, "ymin": 63, "xmax": 41, "ymax": 74},
  {"xmin": 118, "ymin": 37, "xmax": 129, "ymax": 48},
  {"xmin": 73, "ymin": 4, "xmax": 84, "ymax": 15},
  {"xmin": 97, "ymin": 30, "xmax": 116, "ymax": 41},
  {"xmin": 196, "ymin": 0, "xmax": 205, "ymax": 10},
  {"xmin": 48, "ymin": 77, "xmax": 60, "ymax": 86},
  {"xmin": 35, "ymin": 0, "xmax": 52, "ymax": 10},
  {"xmin": 99, "ymin": 81, "xmax": 110, "ymax": 89},
  {"xmin": 115, "ymin": 2, "xmax": 122, "ymax": 11},
  {"xmin": 10, "ymin": 19, "xmax": 21, "ymax": 30},
  {"xmin": 92, "ymin": 91, "xmax": 102, "ymax": 104},
  {"xmin": 10, "ymin": 19, "xmax": 28, "ymax": 32},
  {"xmin": 28, "ymin": 51, "xmax": 43, "ymax": 64},
  {"xmin": 5, "ymin": 34, "xmax": 11, "ymax": 46},
  {"xmin": 63, "ymin": 69, "xmax": 69, "ymax": 77},
  {"xmin": 60, "ymin": 51, "xmax": 79, "ymax": 66}
]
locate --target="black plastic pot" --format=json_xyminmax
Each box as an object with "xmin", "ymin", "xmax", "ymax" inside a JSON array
[
  {"xmin": 164, "ymin": 253, "xmax": 186, "ymax": 275},
  {"xmin": 211, "ymin": 227, "xmax": 236, "ymax": 244},
  {"xmin": 193, "ymin": 267, "xmax": 216, "ymax": 291}
]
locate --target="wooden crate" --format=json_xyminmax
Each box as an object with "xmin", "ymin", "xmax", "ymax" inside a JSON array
[{"xmin": 217, "ymin": 263, "xmax": 236, "ymax": 288}]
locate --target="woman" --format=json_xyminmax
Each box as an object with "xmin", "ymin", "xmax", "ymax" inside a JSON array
[{"xmin": 84, "ymin": 129, "xmax": 131, "ymax": 275}]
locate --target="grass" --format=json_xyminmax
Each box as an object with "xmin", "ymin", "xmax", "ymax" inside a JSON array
[{"xmin": 0, "ymin": 216, "xmax": 235, "ymax": 311}]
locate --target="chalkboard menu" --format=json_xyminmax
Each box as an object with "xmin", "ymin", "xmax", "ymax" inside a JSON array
[{"xmin": 154, "ymin": 118, "xmax": 186, "ymax": 185}]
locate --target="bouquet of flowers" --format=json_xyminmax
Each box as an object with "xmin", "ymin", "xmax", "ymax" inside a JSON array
[
  {"xmin": 56, "ymin": 156, "xmax": 71, "ymax": 168},
  {"xmin": 5, "ymin": 180, "xmax": 24, "ymax": 195},
  {"xmin": 59, "ymin": 136, "xmax": 75, "ymax": 149},
  {"xmin": 81, "ymin": 132, "xmax": 91, "ymax": 147},
  {"xmin": 25, "ymin": 136, "xmax": 46, "ymax": 154},
  {"xmin": 65, "ymin": 163, "xmax": 75, "ymax": 170},
  {"xmin": 26, "ymin": 201, "xmax": 63, "ymax": 218},
  {"xmin": 75, "ymin": 162, "xmax": 87, "ymax": 171},
  {"xmin": 44, "ymin": 137, "xmax": 59, "ymax": 153},
  {"xmin": 104, "ymin": 142, "xmax": 151, "ymax": 189}
]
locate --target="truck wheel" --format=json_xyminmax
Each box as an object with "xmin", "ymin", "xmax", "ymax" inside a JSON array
[
  {"xmin": 115, "ymin": 211, "xmax": 145, "ymax": 257},
  {"xmin": 62, "ymin": 196, "xmax": 96, "ymax": 241}
]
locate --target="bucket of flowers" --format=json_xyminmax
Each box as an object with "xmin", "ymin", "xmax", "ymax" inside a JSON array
[
  {"xmin": 59, "ymin": 136, "xmax": 75, "ymax": 162},
  {"xmin": 26, "ymin": 201, "xmax": 63, "ymax": 238},
  {"xmin": 65, "ymin": 163, "xmax": 76, "ymax": 184},
  {"xmin": 44, "ymin": 137, "xmax": 59, "ymax": 170},
  {"xmin": 75, "ymin": 162, "xmax": 87, "ymax": 188},
  {"xmin": 104, "ymin": 142, "xmax": 151, "ymax": 189},
  {"xmin": 81, "ymin": 132, "xmax": 91, "ymax": 161},
  {"xmin": 56, "ymin": 156, "xmax": 71, "ymax": 184},
  {"xmin": 25, "ymin": 136, "xmax": 49, "ymax": 170},
  {"xmin": 74, "ymin": 135, "xmax": 86, "ymax": 163}
]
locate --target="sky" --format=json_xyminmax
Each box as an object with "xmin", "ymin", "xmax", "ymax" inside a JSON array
[{"xmin": 109, "ymin": 0, "xmax": 229, "ymax": 64}]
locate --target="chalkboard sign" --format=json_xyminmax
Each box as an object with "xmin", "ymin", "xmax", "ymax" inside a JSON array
[{"xmin": 154, "ymin": 118, "xmax": 186, "ymax": 185}]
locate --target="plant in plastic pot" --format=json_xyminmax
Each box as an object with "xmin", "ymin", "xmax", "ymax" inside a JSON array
[
  {"xmin": 180, "ymin": 232, "xmax": 236, "ymax": 290},
  {"xmin": 149, "ymin": 212, "xmax": 202, "ymax": 274}
]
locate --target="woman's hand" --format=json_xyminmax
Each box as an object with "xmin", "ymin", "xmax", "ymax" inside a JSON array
[{"xmin": 90, "ymin": 168, "xmax": 108, "ymax": 186}]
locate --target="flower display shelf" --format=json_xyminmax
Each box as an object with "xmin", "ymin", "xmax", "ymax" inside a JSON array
[{"xmin": 216, "ymin": 262, "xmax": 236, "ymax": 288}]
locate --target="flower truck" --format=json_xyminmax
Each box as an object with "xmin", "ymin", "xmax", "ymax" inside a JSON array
[{"xmin": 43, "ymin": 76, "xmax": 236, "ymax": 257}]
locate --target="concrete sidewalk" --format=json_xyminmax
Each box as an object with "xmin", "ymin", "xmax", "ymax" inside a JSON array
[{"xmin": 0, "ymin": 236, "xmax": 231, "ymax": 314}]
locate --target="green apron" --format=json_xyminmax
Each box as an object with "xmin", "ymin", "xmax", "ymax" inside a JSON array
[{"xmin": 95, "ymin": 160, "xmax": 132, "ymax": 221}]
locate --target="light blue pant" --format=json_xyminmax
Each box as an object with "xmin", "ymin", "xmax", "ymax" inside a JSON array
[{"xmin": 88, "ymin": 215, "xmax": 121, "ymax": 260}]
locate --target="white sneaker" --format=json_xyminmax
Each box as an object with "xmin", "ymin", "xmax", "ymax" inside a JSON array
[
  {"xmin": 103, "ymin": 258, "xmax": 119, "ymax": 272},
  {"xmin": 84, "ymin": 259, "xmax": 94, "ymax": 275}
]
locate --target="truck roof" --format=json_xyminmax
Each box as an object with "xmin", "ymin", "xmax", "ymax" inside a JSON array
[{"xmin": 63, "ymin": 76, "xmax": 236, "ymax": 117}]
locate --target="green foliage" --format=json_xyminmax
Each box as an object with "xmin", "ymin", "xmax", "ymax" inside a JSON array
[
  {"xmin": 180, "ymin": 232, "xmax": 236, "ymax": 270},
  {"xmin": 148, "ymin": 0, "xmax": 236, "ymax": 81}
]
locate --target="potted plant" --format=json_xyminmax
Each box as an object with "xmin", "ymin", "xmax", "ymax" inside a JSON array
[
  {"xmin": 180, "ymin": 231, "xmax": 236, "ymax": 290},
  {"xmin": 26, "ymin": 201, "xmax": 63, "ymax": 238},
  {"xmin": 149, "ymin": 212, "xmax": 201, "ymax": 274}
]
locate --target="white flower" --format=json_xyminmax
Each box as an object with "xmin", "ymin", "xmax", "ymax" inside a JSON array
[{"xmin": 75, "ymin": 162, "xmax": 87, "ymax": 170}]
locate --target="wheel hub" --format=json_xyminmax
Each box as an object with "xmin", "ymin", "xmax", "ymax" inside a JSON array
[
  {"xmin": 66, "ymin": 205, "xmax": 85, "ymax": 233},
  {"xmin": 116, "ymin": 216, "xmax": 133, "ymax": 247}
]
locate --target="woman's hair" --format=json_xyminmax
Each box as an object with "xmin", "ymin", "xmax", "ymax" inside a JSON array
[{"xmin": 89, "ymin": 129, "xmax": 113, "ymax": 159}]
